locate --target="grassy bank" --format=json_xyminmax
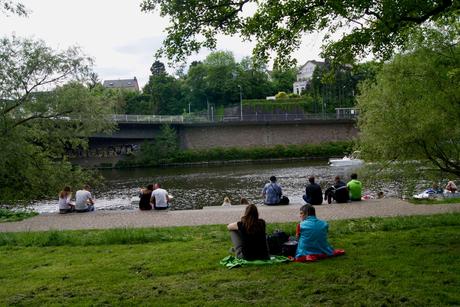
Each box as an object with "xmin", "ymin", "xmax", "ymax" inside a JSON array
[
  {"xmin": 1, "ymin": 213, "xmax": 459, "ymax": 305},
  {"xmin": 116, "ymin": 141, "xmax": 353, "ymax": 168}
]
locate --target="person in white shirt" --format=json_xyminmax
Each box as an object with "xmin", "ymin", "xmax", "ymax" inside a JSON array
[
  {"xmin": 75, "ymin": 185, "xmax": 95, "ymax": 212},
  {"xmin": 151, "ymin": 183, "xmax": 170, "ymax": 210},
  {"xmin": 58, "ymin": 186, "xmax": 75, "ymax": 214}
]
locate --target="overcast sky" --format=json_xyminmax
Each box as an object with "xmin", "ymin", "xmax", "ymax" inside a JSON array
[{"xmin": 1, "ymin": 0, "xmax": 325, "ymax": 88}]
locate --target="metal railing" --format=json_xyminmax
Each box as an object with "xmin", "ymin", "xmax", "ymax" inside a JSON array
[{"xmin": 108, "ymin": 110, "xmax": 358, "ymax": 124}]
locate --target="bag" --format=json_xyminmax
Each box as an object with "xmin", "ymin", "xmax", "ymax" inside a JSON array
[
  {"xmin": 279, "ymin": 195, "xmax": 289, "ymax": 205},
  {"xmin": 282, "ymin": 240, "xmax": 298, "ymax": 257},
  {"xmin": 267, "ymin": 230, "xmax": 289, "ymax": 255}
]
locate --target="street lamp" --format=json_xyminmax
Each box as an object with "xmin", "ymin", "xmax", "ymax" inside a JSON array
[{"xmin": 238, "ymin": 85, "xmax": 243, "ymax": 121}]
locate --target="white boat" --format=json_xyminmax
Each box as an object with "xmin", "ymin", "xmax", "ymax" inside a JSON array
[{"xmin": 329, "ymin": 151, "xmax": 364, "ymax": 167}]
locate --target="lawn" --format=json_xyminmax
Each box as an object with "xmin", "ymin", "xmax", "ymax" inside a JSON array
[{"xmin": 1, "ymin": 213, "xmax": 459, "ymax": 305}]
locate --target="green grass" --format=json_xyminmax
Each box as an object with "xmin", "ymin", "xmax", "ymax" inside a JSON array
[
  {"xmin": 1, "ymin": 214, "xmax": 459, "ymax": 305},
  {"xmin": 408, "ymin": 197, "xmax": 460, "ymax": 205},
  {"xmin": 0, "ymin": 208, "xmax": 38, "ymax": 222}
]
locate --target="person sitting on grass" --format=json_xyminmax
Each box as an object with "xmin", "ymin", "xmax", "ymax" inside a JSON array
[
  {"xmin": 295, "ymin": 205, "xmax": 334, "ymax": 259},
  {"xmin": 75, "ymin": 185, "xmax": 95, "ymax": 213},
  {"xmin": 347, "ymin": 173, "xmax": 362, "ymax": 201},
  {"xmin": 58, "ymin": 186, "xmax": 75, "ymax": 214},
  {"xmin": 294, "ymin": 205, "xmax": 345, "ymax": 262},
  {"xmin": 227, "ymin": 204, "xmax": 270, "ymax": 261}
]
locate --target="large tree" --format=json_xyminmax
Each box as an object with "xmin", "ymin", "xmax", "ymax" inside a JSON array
[
  {"xmin": 357, "ymin": 21, "xmax": 460, "ymax": 176},
  {"xmin": 140, "ymin": 0, "xmax": 457, "ymax": 66},
  {"xmin": 0, "ymin": 36, "xmax": 115, "ymax": 203},
  {"xmin": 0, "ymin": 0, "xmax": 27, "ymax": 16}
]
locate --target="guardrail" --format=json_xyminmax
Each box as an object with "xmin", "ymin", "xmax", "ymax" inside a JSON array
[{"xmin": 108, "ymin": 113, "xmax": 357, "ymax": 124}]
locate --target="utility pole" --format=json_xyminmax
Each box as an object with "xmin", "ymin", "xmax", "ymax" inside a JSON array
[{"xmin": 238, "ymin": 85, "xmax": 243, "ymax": 121}]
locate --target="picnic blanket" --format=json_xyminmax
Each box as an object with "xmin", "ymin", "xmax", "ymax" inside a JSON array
[
  {"xmin": 294, "ymin": 249, "xmax": 346, "ymax": 262},
  {"xmin": 220, "ymin": 255, "xmax": 291, "ymax": 269}
]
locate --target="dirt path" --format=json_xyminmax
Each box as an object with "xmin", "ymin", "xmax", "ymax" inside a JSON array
[{"xmin": 1, "ymin": 199, "xmax": 460, "ymax": 233}]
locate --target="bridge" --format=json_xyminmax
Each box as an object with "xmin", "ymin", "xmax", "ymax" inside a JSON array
[{"xmin": 77, "ymin": 109, "xmax": 358, "ymax": 163}]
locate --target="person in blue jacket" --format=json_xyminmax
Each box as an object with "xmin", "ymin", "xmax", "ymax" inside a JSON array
[{"xmin": 295, "ymin": 204, "xmax": 334, "ymax": 258}]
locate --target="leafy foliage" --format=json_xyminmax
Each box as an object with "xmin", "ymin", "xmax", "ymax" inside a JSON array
[
  {"xmin": 140, "ymin": 0, "xmax": 458, "ymax": 66},
  {"xmin": 357, "ymin": 21, "xmax": 460, "ymax": 176},
  {"xmin": 0, "ymin": 36, "xmax": 115, "ymax": 204}
]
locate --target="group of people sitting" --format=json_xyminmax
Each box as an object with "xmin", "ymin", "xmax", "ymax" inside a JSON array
[
  {"xmin": 58, "ymin": 182, "xmax": 171, "ymax": 213},
  {"xmin": 138, "ymin": 183, "xmax": 171, "ymax": 210},
  {"xmin": 262, "ymin": 173, "xmax": 364, "ymax": 206},
  {"xmin": 58, "ymin": 185, "xmax": 95, "ymax": 214},
  {"xmin": 227, "ymin": 203, "xmax": 340, "ymax": 261}
]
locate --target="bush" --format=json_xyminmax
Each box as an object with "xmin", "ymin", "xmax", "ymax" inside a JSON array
[{"xmin": 275, "ymin": 91, "xmax": 288, "ymax": 99}]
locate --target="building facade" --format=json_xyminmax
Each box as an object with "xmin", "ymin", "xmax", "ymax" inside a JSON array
[{"xmin": 293, "ymin": 60, "xmax": 324, "ymax": 95}]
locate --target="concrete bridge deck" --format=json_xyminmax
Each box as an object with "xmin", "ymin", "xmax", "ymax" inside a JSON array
[{"xmin": 1, "ymin": 199, "xmax": 459, "ymax": 233}]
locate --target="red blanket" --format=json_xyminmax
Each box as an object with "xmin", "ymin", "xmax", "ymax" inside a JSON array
[{"xmin": 294, "ymin": 249, "xmax": 345, "ymax": 262}]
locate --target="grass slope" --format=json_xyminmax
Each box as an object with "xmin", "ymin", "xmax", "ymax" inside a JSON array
[{"xmin": 1, "ymin": 214, "xmax": 459, "ymax": 305}]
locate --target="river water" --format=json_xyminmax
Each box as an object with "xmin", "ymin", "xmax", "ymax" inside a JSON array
[{"xmin": 32, "ymin": 160, "xmax": 394, "ymax": 213}]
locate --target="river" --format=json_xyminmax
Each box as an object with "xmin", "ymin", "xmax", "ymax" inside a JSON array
[{"xmin": 32, "ymin": 160, "xmax": 393, "ymax": 213}]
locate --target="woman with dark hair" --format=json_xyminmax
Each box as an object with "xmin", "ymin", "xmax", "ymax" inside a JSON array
[
  {"xmin": 227, "ymin": 204, "xmax": 270, "ymax": 260},
  {"xmin": 139, "ymin": 184, "xmax": 154, "ymax": 210}
]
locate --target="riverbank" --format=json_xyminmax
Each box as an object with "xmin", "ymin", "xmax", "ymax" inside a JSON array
[
  {"xmin": 2, "ymin": 198, "xmax": 460, "ymax": 232},
  {"xmin": 110, "ymin": 141, "xmax": 353, "ymax": 169}
]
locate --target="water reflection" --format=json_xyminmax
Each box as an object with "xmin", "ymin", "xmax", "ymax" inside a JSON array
[{"xmin": 33, "ymin": 160, "xmax": 373, "ymax": 213}]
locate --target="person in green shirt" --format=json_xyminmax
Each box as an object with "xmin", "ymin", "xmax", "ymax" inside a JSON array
[{"xmin": 347, "ymin": 173, "xmax": 362, "ymax": 201}]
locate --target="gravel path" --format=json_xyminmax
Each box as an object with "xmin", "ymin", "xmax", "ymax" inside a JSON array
[{"xmin": 1, "ymin": 199, "xmax": 460, "ymax": 233}]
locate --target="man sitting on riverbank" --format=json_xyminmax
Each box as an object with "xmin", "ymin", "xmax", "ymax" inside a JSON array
[
  {"xmin": 347, "ymin": 173, "xmax": 362, "ymax": 201},
  {"xmin": 324, "ymin": 176, "xmax": 349, "ymax": 204},
  {"xmin": 262, "ymin": 176, "xmax": 288, "ymax": 205},
  {"xmin": 75, "ymin": 185, "xmax": 95, "ymax": 212},
  {"xmin": 151, "ymin": 183, "xmax": 170, "ymax": 210},
  {"xmin": 303, "ymin": 176, "xmax": 323, "ymax": 205}
]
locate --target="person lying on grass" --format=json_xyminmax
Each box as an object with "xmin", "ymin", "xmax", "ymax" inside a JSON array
[
  {"xmin": 295, "ymin": 204, "xmax": 345, "ymax": 262},
  {"xmin": 227, "ymin": 204, "xmax": 270, "ymax": 261}
]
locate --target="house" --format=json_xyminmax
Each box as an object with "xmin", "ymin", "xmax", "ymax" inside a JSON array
[
  {"xmin": 103, "ymin": 77, "xmax": 139, "ymax": 92},
  {"xmin": 293, "ymin": 60, "xmax": 325, "ymax": 95}
]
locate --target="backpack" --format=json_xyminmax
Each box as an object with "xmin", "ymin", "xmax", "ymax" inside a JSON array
[{"xmin": 267, "ymin": 230, "xmax": 289, "ymax": 255}]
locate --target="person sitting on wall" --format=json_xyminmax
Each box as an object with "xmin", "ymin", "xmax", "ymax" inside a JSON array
[
  {"xmin": 227, "ymin": 204, "xmax": 270, "ymax": 260},
  {"xmin": 58, "ymin": 186, "xmax": 75, "ymax": 214},
  {"xmin": 139, "ymin": 184, "xmax": 154, "ymax": 210},
  {"xmin": 303, "ymin": 176, "xmax": 323, "ymax": 205},
  {"xmin": 151, "ymin": 183, "xmax": 171, "ymax": 210},
  {"xmin": 324, "ymin": 176, "xmax": 349, "ymax": 204},
  {"xmin": 222, "ymin": 196, "xmax": 232, "ymax": 207},
  {"xmin": 262, "ymin": 176, "xmax": 288, "ymax": 205},
  {"xmin": 445, "ymin": 180, "xmax": 457, "ymax": 193},
  {"xmin": 347, "ymin": 173, "xmax": 362, "ymax": 201},
  {"xmin": 75, "ymin": 185, "xmax": 95, "ymax": 213}
]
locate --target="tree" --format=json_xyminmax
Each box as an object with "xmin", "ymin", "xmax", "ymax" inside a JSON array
[
  {"xmin": 0, "ymin": 36, "xmax": 115, "ymax": 203},
  {"xmin": 141, "ymin": 0, "xmax": 457, "ymax": 66},
  {"xmin": 270, "ymin": 67, "xmax": 298, "ymax": 93},
  {"xmin": 357, "ymin": 22, "xmax": 460, "ymax": 176},
  {"xmin": 235, "ymin": 56, "xmax": 273, "ymax": 99},
  {"xmin": 150, "ymin": 60, "xmax": 166, "ymax": 76},
  {"xmin": 1, "ymin": 0, "xmax": 27, "ymax": 16},
  {"xmin": 143, "ymin": 73, "xmax": 185, "ymax": 115}
]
